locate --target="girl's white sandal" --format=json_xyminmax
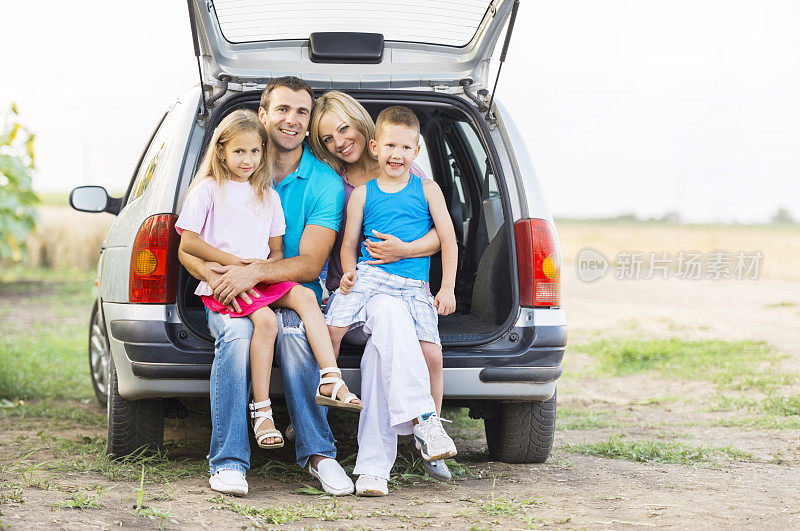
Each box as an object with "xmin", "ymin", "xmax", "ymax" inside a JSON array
[
  {"xmin": 315, "ymin": 367, "xmax": 363, "ymax": 412},
  {"xmin": 249, "ymin": 399, "xmax": 284, "ymax": 449}
]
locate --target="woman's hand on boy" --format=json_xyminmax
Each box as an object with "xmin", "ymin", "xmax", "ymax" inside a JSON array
[
  {"xmin": 434, "ymin": 289, "xmax": 456, "ymax": 316},
  {"xmin": 340, "ymin": 271, "xmax": 356, "ymax": 295},
  {"xmin": 364, "ymin": 230, "xmax": 408, "ymax": 265}
]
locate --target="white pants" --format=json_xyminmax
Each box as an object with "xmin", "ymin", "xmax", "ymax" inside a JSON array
[{"xmin": 352, "ymin": 294, "xmax": 436, "ymax": 481}]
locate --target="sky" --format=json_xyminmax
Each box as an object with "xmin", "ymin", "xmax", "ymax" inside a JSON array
[{"xmin": 2, "ymin": 0, "xmax": 799, "ymax": 224}]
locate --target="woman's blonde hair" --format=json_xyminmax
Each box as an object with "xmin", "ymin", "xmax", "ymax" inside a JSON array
[
  {"xmin": 191, "ymin": 109, "xmax": 273, "ymax": 204},
  {"xmin": 308, "ymin": 91, "xmax": 375, "ymax": 174}
]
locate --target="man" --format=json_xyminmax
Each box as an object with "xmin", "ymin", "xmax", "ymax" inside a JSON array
[{"xmin": 180, "ymin": 76, "xmax": 352, "ymax": 497}]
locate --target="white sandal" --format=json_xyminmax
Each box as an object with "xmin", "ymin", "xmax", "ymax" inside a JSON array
[
  {"xmin": 315, "ymin": 367, "xmax": 363, "ymax": 412},
  {"xmin": 249, "ymin": 399, "xmax": 284, "ymax": 449}
]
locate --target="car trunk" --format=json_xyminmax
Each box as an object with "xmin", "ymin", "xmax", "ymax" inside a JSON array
[{"xmin": 176, "ymin": 91, "xmax": 517, "ymax": 362}]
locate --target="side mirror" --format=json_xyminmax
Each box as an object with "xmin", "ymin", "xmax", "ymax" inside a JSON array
[{"xmin": 69, "ymin": 186, "xmax": 122, "ymax": 215}]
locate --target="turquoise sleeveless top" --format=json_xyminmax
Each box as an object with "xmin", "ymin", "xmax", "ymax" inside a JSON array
[{"xmin": 359, "ymin": 175, "xmax": 432, "ymax": 281}]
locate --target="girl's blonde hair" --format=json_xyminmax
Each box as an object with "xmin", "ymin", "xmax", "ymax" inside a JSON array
[
  {"xmin": 191, "ymin": 109, "xmax": 273, "ymax": 203},
  {"xmin": 308, "ymin": 91, "xmax": 375, "ymax": 174}
]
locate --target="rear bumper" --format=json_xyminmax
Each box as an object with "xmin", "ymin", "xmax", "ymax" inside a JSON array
[{"xmin": 104, "ymin": 303, "xmax": 565, "ymax": 401}]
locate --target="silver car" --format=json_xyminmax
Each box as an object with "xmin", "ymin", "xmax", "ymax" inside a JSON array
[{"xmin": 71, "ymin": 0, "xmax": 566, "ymax": 463}]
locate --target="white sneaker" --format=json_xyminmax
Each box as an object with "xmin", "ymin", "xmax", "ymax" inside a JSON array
[
  {"xmin": 309, "ymin": 458, "xmax": 355, "ymax": 496},
  {"xmin": 355, "ymin": 474, "xmax": 388, "ymax": 496},
  {"xmin": 413, "ymin": 413, "xmax": 457, "ymax": 461},
  {"xmin": 423, "ymin": 458, "xmax": 453, "ymax": 481},
  {"xmin": 209, "ymin": 469, "xmax": 248, "ymax": 497}
]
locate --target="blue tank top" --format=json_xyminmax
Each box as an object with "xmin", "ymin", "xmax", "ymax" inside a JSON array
[{"xmin": 359, "ymin": 175, "xmax": 433, "ymax": 281}]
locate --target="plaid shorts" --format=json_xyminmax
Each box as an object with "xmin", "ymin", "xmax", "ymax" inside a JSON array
[{"xmin": 325, "ymin": 263, "xmax": 440, "ymax": 346}]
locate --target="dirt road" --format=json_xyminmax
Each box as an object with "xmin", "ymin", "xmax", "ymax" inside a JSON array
[{"xmin": 2, "ymin": 274, "xmax": 799, "ymax": 529}]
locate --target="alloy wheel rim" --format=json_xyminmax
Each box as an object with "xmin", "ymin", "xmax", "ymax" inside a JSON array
[{"xmin": 89, "ymin": 309, "xmax": 109, "ymax": 397}]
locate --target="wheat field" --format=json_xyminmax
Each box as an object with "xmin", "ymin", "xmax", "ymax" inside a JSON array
[{"xmin": 557, "ymin": 221, "xmax": 799, "ymax": 281}]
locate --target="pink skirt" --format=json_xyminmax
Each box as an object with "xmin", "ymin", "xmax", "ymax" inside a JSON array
[{"xmin": 201, "ymin": 281, "xmax": 298, "ymax": 318}]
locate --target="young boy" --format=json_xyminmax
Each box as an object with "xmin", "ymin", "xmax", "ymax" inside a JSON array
[{"xmin": 325, "ymin": 105, "xmax": 459, "ymax": 495}]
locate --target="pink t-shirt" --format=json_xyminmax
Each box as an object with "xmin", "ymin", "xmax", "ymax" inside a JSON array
[{"xmin": 175, "ymin": 179, "xmax": 285, "ymax": 296}]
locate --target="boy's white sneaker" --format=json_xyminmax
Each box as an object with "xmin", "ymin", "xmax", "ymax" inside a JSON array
[
  {"xmin": 413, "ymin": 413, "xmax": 457, "ymax": 462},
  {"xmin": 355, "ymin": 475, "xmax": 388, "ymax": 496},
  {"xmin": 209, "ymin": 469, "xmax": 248, "ymax": 497},
  {"xmin": 423, "ymin": 458, "xmax": 453, "ymax": 481}
]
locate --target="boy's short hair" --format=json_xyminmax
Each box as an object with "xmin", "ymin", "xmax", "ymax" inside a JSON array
[
  {"xmin": 259, "ymin": 76, "xmax": 315, "ymax": 111},
  {"xmin": 375, "ymin": 105, "xmax": 420, "ymax": 139}
]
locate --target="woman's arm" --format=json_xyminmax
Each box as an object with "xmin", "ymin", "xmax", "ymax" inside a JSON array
[
  {"xmin": 179, "ymin": 230, "xmax": 243, "ymax": 267},
  {"xmin": 338, "ymin": 187, "xmax": 366, "ymax": 293},
  {"xmin": 363, "ymin": 227, "xmax": 440, "ymax": 264}
]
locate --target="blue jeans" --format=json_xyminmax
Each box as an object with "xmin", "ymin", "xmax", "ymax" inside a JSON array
[{"xmin": 206, "ymin": 308, "xmax": 336, "ymax": 475}]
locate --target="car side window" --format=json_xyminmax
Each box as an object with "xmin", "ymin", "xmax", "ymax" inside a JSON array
[
  {"xmin": 456, "ymin": 122, "xmax": 499, "ymax": 198},
  {"xmin": 414, "ymin": 135, "xmax": 434, "ymax": 179},
  {"xmin": 125, "ymin": 110, "xmax": 176, "ymax": 205}
]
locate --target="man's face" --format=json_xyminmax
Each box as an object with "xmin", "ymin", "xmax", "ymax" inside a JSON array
[{"xmin": 258, "ymin": 86, "xmax": 312, "ymax": 153}]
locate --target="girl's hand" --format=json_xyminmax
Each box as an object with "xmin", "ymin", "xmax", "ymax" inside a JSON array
[
  {"xmin": 433, "ymin": 289, "xmax": 456, "ymax": 316},
  {"xmin": 364, "ymin": 230, "xmax": 409, "ymax": 265},
  {"xmin": 340, "ymin": 271, "xmax": 356, "ymax": 295}
]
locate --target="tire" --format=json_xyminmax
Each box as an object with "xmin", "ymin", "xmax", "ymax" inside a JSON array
[
  {"xmin": 484, "ymin": 392, "xmax": 557, "ymax": 464},
  {"xmin": 106, "ymin": 354, "xmax": 164, "ymax": 457},
  {"xmin": 88, "ymin": 301, "xmax": 110, "ymax": 406}
]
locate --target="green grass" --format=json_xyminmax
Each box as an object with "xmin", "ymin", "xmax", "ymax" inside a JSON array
[
  {"xmin": 0, "ymin": 267, "xmax": 95, "ymax": 400},
  {"xmin": 458, "ymin": 483, "xmax": 543, "ymax": 529},
  {"xmin": 0, "ymin": 327, "xmax": 92, "ymax": 400},
  {"xmin": 391, "ymin": 449, "xmax": 472, "ymax": 485},
  {"xmin": 53, "ymin": 488, "xmax": 103, "ymax": 510},
  {"xmin": 445, "ymin": 407, "xmax": 485, "ymax": 441},
  {"xmin": 557, "ymin": 408, "xmax": 619, "ymax": 431},
  {"xmin": 211, "ymin": 495, "xmax": 354, "ymax": 525},
  {"xmin": 579, "ymin": 337, "xmax": 794, "ymax": 393},
  {"xmin": 714, "ymin": 393, "xmax": 800, "ymax": 418},
  {"xmin": 765, "ymin": 301, "xmax": 797, "ymax": 308},
  {"xmin": 0, "ymin": 400, "xmax": 105, "ymax": 427},
  {"xmin": 703, "ymin": 415, "xmax": 800, "ymax": 430},
  {"xmin": 566, "ymin": 435, "xmax": 752, "ymax": 465},
  {"xmin": 2, "ymin": 434, "xmax": 206, "ymax": 484},
  {"xmin": 0, "ymin": 483, "xmax": 24, "ymax": 504}
]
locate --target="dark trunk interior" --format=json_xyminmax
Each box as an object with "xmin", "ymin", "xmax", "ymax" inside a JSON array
[{"xmin": 178, "ymin": 94, "xmax": 516, "ymax": 351}]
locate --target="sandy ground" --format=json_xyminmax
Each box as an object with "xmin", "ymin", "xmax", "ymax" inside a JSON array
[{"xmin": 2, "ymin": 274, "xmax": 800, "ymax": 529}]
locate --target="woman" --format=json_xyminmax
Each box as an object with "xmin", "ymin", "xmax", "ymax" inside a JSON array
[{"xmin": 308, "ymin": 91, "xmax": 454, "ymax": 485}]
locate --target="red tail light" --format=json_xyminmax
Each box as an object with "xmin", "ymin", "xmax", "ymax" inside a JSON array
[
  {"xmin": 129, "ymin": 214, "xmax": 178, "ymax": 304},
  {"xmin": 514, "ymin": 218, "xmax": 561, "ymax": 307}
]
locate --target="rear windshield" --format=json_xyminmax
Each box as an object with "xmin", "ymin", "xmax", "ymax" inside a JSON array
[{"xmin": 211, "ymin": 0, "xmax": 493, "ymax": 47}]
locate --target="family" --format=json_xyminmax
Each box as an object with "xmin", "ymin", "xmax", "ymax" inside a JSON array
[{"xmin": 177, "ymin": 76, "xmax": 459, "ymax": 497}]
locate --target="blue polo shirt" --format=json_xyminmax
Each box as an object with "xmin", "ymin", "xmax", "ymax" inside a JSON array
[{"xmin": 273, "ymin": 144, "xmax": 344, "ymax": 303}]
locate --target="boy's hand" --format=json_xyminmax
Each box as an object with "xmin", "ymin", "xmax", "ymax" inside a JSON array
[
  {"xmin": 434, "ymin": 289, "xmax": 456, "ymax": 316},
  {"xmin": 340, "ymin": 271, "xmax": 356, "ymax": 295}
]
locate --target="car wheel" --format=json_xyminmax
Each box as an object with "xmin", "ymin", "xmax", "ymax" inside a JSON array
[
  {"xmin": 484, "ymin": 391, "xmax": 556, "ymax": 464},
  {"xmin": 89, "ymin": 301, "xmax": 110, "ymax": 406},
  {"xmin": 106, "ymin": 353, "xmax": 164, "ymax": 457}
]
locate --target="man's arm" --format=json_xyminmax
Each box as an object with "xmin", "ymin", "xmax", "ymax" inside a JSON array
[
  {"xmin": 179, "ymin": 249, "xmax": 257, "ymax": 313},
  {"xmin": 211, "ymin": 225, "xmax": 337, "ymax": 305},
  {"xmin": 340, "ymin": 186, "xmax": 366, "ymax": 275}
]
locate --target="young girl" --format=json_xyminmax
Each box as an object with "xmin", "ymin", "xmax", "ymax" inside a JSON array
[{"xmin": 176, "ymin": 109, "xmax": 362, "ymax": 450}]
